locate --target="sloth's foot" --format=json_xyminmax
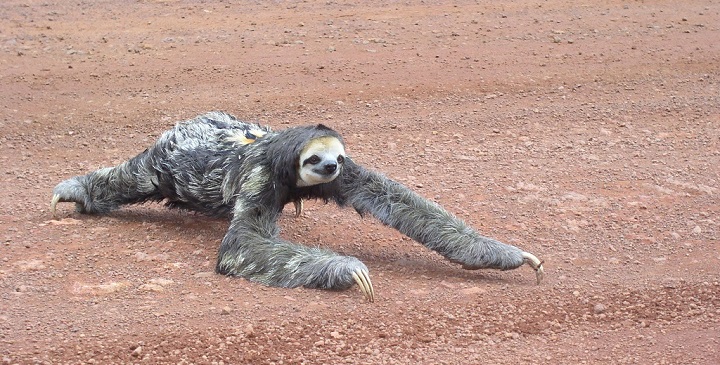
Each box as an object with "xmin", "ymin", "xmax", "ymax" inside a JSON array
[
  {"xmin": 456, "ymin": 242, "xmax": 544, "ymax": 284},
  {"xmin": 51, "ymin": 177, "xmax": 88, "ymax": 216},
  {"xmin": 301, "ymin": 255, "xmax": 375, "ymax": 302},
  {"xmin": 522, "ymin": 251, "xmax": 544, "ymax": 285}
]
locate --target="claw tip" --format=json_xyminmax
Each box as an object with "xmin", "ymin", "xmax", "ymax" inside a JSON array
[
  {"xmin": 293, "ymin": 200, "xmax": 303, "ymax": 218},
  {"xmin": 50, "ymin": 194, "xmax": 60, "ymax": 218}
]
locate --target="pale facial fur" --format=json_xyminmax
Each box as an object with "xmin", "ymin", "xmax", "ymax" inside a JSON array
[{"xmin": 297, "ymin": 136, "xmax": 346, "ymax": 187}]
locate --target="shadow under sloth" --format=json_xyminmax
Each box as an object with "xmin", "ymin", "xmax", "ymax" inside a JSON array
[{"xmin": 51, "ymin": 111, "xmax": 544, "ymax": 301}]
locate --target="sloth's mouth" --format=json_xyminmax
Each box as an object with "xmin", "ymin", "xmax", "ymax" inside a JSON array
[
  {"xmin": 297, "ymin": 168, "xmax": 341, "ymax": 187},
  {"xmin": 312, "ymin": 169, "xmax": 340, "ymax": 182}
]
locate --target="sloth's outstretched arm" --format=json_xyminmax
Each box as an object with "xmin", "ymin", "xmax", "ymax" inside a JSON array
[
  {"xmin": 341, "ymin": 160, "xmax": 544, "ymax": 284},
  {"xmin": 216, "ymin": 205, "xmax": 375, "ymax": 301}
]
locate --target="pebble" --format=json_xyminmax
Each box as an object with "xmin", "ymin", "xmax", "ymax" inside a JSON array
[
  {"xmin": 134, "ymin": 252, "xmax": 169, "ymax": 262},
  {"xmin": 46, "ymin": 218, "xmax": 82, "ymax": 225},
  {"xmin": 594, "ymin": 303, "xmax": 607, "ymax": 314},
  {"xmin": 73, "ymin": 281, "xmax": 130, "ymax": 295},
  {"xmin": 149, "ymin": 278, "xmax": 174, "ymax": 286},
  {"xmin": 15, "ymin": 259, "xmax": 46, "ymax": 271},
  {"xmin": 138, "ymin": 283, "xmax": 164, "ymax": 292},
  {"xmin": 459, "ymin": 287, "xmax": 487, "ymax": 296},
  {"xmin": 662, "ymin": 278, "xmax": 681, "ymax": 289},
  {"xmin": 15, "ymin": 285, "xmax": 31, "ymax": 293},
  {"xmin": 243, "ymin": 324, "xmax": 255, "ymax": 338},
  {"xmin": 440, "ymin": 281, "xmax": 457, "ymax": 289}
]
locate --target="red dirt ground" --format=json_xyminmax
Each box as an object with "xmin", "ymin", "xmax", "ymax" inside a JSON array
[{"xmin": 1, "ymin": 1, "xmax": 719, "ymax": 364}]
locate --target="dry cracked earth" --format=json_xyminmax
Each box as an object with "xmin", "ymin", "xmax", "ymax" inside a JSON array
[{"xmin": 1, "ymin": 0, "xmax": 719, "ymax": 364}]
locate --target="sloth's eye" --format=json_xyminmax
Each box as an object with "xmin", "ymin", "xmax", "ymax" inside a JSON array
[
  {"xmin": 337, "ymin": 155, "xmax": 345, "ymax": 164},
  {"xmin": 305, "ymin": 155, "xmax": 321, "ymax": 165}
]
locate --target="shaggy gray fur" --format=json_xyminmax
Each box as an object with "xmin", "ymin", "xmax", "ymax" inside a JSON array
[{"xmin": 52, "ymin": 111, "xmax": 533, "ymax": 294}]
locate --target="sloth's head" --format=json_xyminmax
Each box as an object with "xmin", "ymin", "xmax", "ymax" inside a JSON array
[
  {"xmin": 296, "ymin": 136, "xmax": 346, "ymax": 187},
  {"xmin": 267, "ymin": 124, "xmax": 347, "ymax": 190}
]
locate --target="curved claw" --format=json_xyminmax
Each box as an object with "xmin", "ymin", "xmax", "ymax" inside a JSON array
[
  {"xmin": 293, "ymin": 199, "xmax": 304, "ymax": 218},
  {"xmin": 50, "ymin": 194, "xmax": 61, "ymax": 218},
  {"xmin": 351, "ymin": 268, "xmax": 375, "ymax": 302},
  {"xmin": 521, "ymin": 252, "xmax": 544, "ymax": 285}
]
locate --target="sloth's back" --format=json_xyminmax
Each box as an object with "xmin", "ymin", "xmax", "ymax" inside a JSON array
[{"xmin": 147, "ymin": 112, "xmax": 273, "ymax": 216}]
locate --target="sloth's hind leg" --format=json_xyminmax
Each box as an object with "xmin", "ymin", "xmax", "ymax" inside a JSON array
[{"xmin": 51, "ymin": 152, "xmax": 161, "ymax": 215}]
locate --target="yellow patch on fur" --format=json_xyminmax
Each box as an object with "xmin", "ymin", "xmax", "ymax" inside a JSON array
[{"xmin": 226, "ymin": 128, "xmax": 267, "ymax": 145}]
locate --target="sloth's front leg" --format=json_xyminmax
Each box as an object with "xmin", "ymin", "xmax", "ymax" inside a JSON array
[
  {"xmin": 215, "ymin": 211, "xmax": 374, "ymax": 302},
  {"xmin": 342, "ymin": 160, "xmax": 545, "ymax": 284}
]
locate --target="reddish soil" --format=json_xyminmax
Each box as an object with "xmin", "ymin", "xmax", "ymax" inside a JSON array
[{"xmin": 1, "ymin": 1, "xmax": 719, "ymax": 364}]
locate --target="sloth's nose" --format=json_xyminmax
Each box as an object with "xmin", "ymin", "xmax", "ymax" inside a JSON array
[{"xmin": 323, "ymin": 162, "xmax": 337, "ymax": 174}]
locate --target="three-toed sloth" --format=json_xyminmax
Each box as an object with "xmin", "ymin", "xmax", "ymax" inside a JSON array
[{"xmin": 51, "ymin": 112, "xmax": 544, "ymax": 301}]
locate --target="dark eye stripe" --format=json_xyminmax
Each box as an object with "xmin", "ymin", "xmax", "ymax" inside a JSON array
[
  {"xmin": 337, "ymin": 155, "xmax": 345, "ymax": 164},
  {"xmin": 304, "ymin": 155, "xmax": 321, "ymax": 165}
]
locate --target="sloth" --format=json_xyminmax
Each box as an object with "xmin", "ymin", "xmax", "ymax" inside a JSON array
[{"xmin": 51, "ymin": 111, "xmax": 544, "ymax": 302}]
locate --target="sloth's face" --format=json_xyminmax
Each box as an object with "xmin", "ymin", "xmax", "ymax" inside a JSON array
[{"xmin": 297, "ymin": 136, "xmax": 346, "ymax": 187}]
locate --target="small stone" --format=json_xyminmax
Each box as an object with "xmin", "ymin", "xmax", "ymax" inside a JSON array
[
  {"xmin": 330, "ymin": 331, "xmax": 342, "ymax": 339},
  {"xmin": 73, "ymin": 281, "xmax": 131, "ymax": 295},
  {"xmin": 243, "ymin": 324, "xmax": 255, "ymax": 338},
  {"xmin": 149, "ymin": 278, "xmax": 174, "ymax": 286},
  {"xmin": 221, "ymin": 306, "xmax": 232, "ymax": 315},
  {"xmin": 662, "ymin": 278, "xmax": 680, "ymax": 289},
  {"xmin": 46, "ymin": 218, "xmax": 82, "ymax": 225},
  {"xmin": 15, "ymin": 285, "xmax": 31, "ymax": 293},
  {"xmin": 459, "ymin": 287, "xmax": 487, "ymax": 296},
  {"xmin": 131, "ymin": 346, "xmax": 142, "ymax": 357},
  {"xmin": 139, "ymin": 283, "xmax": 164, "ymax": 292},
  {"xmin": 440, "ymin": 281, "xmax": 457, "ymax": 289},
  {"xmin": 419, "ymin": 334, "xmax": 434, "ymax": 343},
  {"xmin": 692, "ymin": 226, "xmax": 702, "ymax": 234},
  {"xmin": 594, "ymin": 303, "xmax": 607, "ymax": 314},
  {"xmin": 134, "ymin": 252, "xmax": 152, "ymax": 262},
  {"xmin": 15, "ymin": 259, "xmax": 46, "ymax": 271},
  {"xmin": 193, "ymin": 271, "xmax": 214, "ymax": 278}
]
